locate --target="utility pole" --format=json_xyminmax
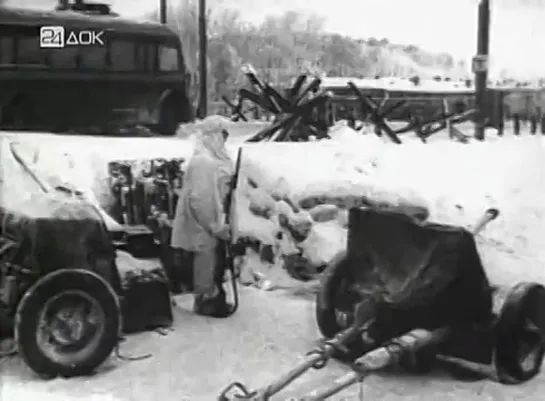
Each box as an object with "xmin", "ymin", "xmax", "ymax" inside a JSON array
[
  {"xmin": 197, "ymin": 0, "xmax": 207, "ymax": 118},
  {"xmin": 159, "ymin": 0, "xmax": 166, "ymax": 24},
  {"xmin": 473, "ymin": 0, "xmax": 491, "ymax": 140}
]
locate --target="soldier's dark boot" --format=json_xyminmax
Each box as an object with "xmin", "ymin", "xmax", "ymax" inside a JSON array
[{"xmin": 193, "ymin": 290, "xmax": 234, "ymax": 318}]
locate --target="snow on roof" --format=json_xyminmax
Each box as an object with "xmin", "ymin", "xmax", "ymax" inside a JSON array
[
  {"xmin": 321, "ymin": 76, "xmax": 545, "ymax": 95},
  {"xmin": 321, "ymin": 76, "xmax": 475, "ymax": 94}
]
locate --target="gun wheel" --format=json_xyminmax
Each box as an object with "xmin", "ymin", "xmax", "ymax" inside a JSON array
[
  {"xmin": 495, "ymin": 282, "xmax": 545, "ymax": 384},
  {"xmin": 315, "ymin": 251, "xmax": 367, "ymax": 360},
  {"xmin": 15, "ymin": 269, "xmax": 121, "ymax": 378}
]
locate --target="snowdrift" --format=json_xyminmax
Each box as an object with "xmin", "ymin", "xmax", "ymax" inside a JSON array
[
  {"xmin": 2, "ymin": 116, "xmax": 544, "ymax": 291},
  {"xmin": 232, "ymin": 122, "xmax": 545, "ymax": 289},
  {"xmin": 176, "ymin": 115, "xmax": 268, "ymax": 141},
  {"xmin": 1, "ymin": 116, "xmax": 263, "ymax": 213}
]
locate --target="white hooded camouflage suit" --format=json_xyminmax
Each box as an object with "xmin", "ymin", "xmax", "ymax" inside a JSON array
[{"xmin": 170, "ymin": 125, "xmax": 233, "ymax": 297}]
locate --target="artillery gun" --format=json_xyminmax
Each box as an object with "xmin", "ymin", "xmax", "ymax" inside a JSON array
[
  {"xmin": 219, "ymin": 207, "xmax": 545, "ymax": 399},
  {"xmin": 0, "ymin": 139, "xmax": 123, "ymax": 377}
]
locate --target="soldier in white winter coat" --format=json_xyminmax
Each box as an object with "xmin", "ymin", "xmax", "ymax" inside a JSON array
[{"xmin": 170, "ymin": 126, "xmax": 234, "ymax": 317}]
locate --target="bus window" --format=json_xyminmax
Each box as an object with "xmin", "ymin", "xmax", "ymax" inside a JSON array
[
  {"xmin": 16, "ymin": 36, "xmax": 47, "ymax": 65},
  {"xmin": 159, "ymin": 45, "xmax": 179, "ymax": 71},
  {"xmin": 81, "ymin": 46, "xmax": 107, "ymax": 70},
  {"xmin": 0, "ymin": 35, "xmax": 14, "ymax": 64},
  {"xmin": 110, "ymin": 39, "xmax": 136, "ymax": 71},
  {"xmin": 49, "ymin": 46, "xmax": 79, "ymax": 68},
  {"xmin": 135, "ymin": 42, "xmax": 155, "ymax": 72}
]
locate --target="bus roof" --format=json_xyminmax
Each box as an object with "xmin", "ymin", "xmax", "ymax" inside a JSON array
[{"xmin": 0, "ymin": 6, "xmax": 178, "ymax": 38}]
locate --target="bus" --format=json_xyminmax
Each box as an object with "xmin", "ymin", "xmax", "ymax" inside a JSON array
[{"xmin": 0, "ymin": 1, "xmax": 194, "ymax": 136}]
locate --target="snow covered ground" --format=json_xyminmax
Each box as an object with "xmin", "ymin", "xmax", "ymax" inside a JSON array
[
  {"xmin": 1, "ymin": 117, "xmax": 545, "ymax": 400},
  {"xmin": 2, "ymin": 289, "xmax": 545, "ymax": 401}
]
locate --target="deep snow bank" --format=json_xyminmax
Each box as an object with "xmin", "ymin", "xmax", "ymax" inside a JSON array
[
  {"xmin": 2, "ymin": 117, "xmax": 544, "ymax": 290},
  {"xmin": 233, "ymin": 122, "xmax": 545, "ymax": 288},
  {"xmin": 2, "ymin": 116, "xmax": 264, "ymax": 216},
  {"xmin": 176, "ymin": 114, "xmax": 268, "ymax": 141}
]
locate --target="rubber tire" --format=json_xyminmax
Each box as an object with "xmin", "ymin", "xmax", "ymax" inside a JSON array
[
  {"xmin": 494, "ymin": 282, "xmax": 545, "ymax": 384},
  {"xmin": 158, "ymin": 89, "xmax": 193, "ymax": 136},
  {"xmin": 15, "ymin": 269, "xmax": 121, "ymax": 378},
  {"xmin": 315, "ymin": 251, "xmax": 366, "ymax": 360}
]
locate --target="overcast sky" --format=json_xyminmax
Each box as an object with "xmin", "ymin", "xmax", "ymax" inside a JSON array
[
  {"xmin": 9, "ymin": 0, "xmax": 545, "ymax": 78},
  {"xmin": 318, "ymin": 0, "xmax": 545, "ymax": 78}
]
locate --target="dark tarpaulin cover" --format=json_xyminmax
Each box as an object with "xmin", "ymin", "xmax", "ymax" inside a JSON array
[
  {"xmin": 347, "ymin": 208, "xmax": 493, "ymax": 340},
  {"xmin": 0, "ymin": 139, "xmax": 122, "ymax": 294},
  {"xmin": 1, "ymin": 195, "xmax": 121, "ymax": 294}
]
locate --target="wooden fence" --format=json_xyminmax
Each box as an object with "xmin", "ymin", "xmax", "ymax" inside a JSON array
[{"xmin": 492, "ymin": 87, "xmax": 545, "ymax": 135}]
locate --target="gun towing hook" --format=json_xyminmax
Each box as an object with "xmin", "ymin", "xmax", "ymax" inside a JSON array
[
  {"xmin": 217, "ymin": 307, "xmax": 374, "ymax": 401},
  {"xmin": 217, "ymin": 323, "xmax": 449, "ymax": 400}
]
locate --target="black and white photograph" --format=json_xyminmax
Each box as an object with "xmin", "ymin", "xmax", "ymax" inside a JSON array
[{"xmin": 1, "ymin": 0, "xmax": 545, "ymax": 399}]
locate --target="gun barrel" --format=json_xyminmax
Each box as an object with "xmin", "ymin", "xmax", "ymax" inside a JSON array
[{"xmin": 472, "ymin": 207, "xmax": 500, "ymax": 236}]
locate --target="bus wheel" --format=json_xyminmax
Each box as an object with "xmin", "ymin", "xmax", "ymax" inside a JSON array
[{"xmin": 158, "ymin": 89, "xmax": 193, "ymax": 136}]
